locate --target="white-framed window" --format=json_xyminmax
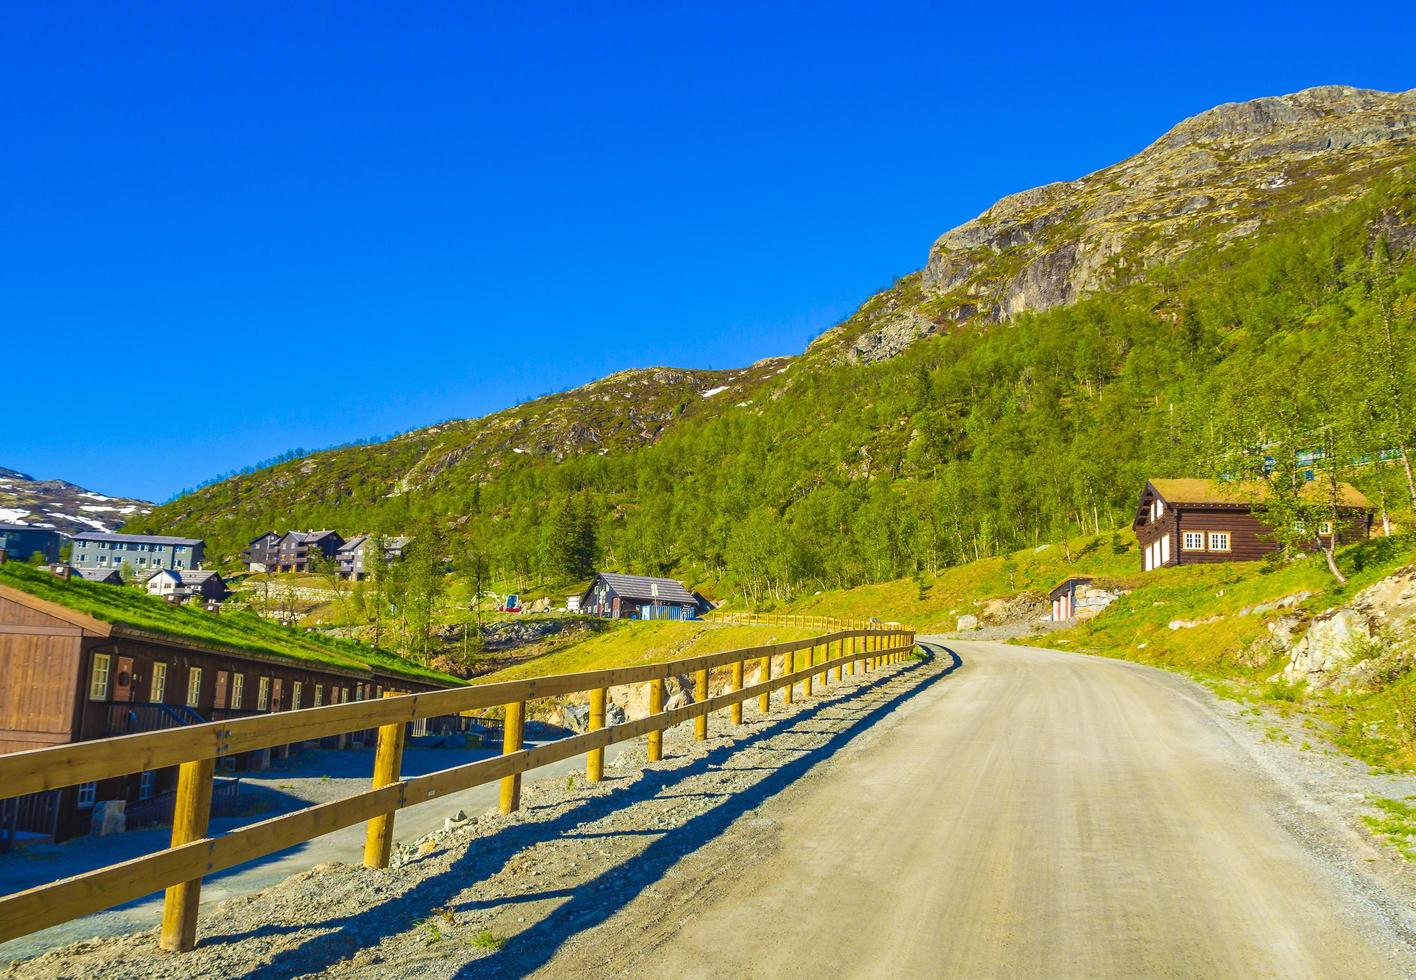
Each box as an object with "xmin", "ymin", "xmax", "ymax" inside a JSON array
[
  {"xmin": 186, "ymin": 667, "xmax": 203, "ymax": 707},
  {"xmin": 257, "ymin": 676, "xmax": 271, "ymax": 711},
  {"xmin": 76, "ymin": 782, "xmax": 97, "ymax": 808},
  {"xmin": 89, "ymin": 654, "xmax": 111, "ymax": 701},
  {"xmin": 230, "ymin": 673, "xmax": 244, "ymax": 710},
  {"xmin": 1318, "ymin": 521, "xmax": 1334, "ymax": 536},
  {"xmin": 1160, "ymin": 535, "xmax": 1170, "ymax": 565},
  {"xmin": 1208, "ymin": 532, "xmax": 1231, "ymax": 552},
  {"xmin": 1183, "ymin": 531, "xmax": 1205, "ymax": 551},
  {"xmin": 138, "ymin": 770, "xmax": 155, "ymax": 801},
  {"xmin": 150, "ymin": 662, "xmax": 168, "ymax": 703},
  {"xmin": 292, "ymin": 681, "xmax": 303, "ymax": 710},
  {"xmin": 314, "ymin": 684, "xmax": 324, "ymax": 707}
]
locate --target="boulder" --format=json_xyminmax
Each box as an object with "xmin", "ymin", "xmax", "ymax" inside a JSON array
[
  {"xmin": 956, "ymin": 614, "xmax": 979, "ymax": 632},
  {"xmin": 1282, "ymin": 565, "xmax": 1416, "ymax": 688}
]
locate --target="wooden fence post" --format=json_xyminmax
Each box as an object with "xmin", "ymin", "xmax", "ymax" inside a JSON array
[
  {"xmin": 587, "ymin": 687, "xmax": 607, "ymax": 782},
  {"xmin": 758, "ymin": 653, "xmax": 771, "ymax": 714},
  {"xmin": 159, "ymin": 757, "xmax": 215, "ymax": 952},
  {"xmin": 647, "ymin": 678, "xmax": 664, "ymax": 761},
  {"xmin": 499, "ymin": 700, "xmax": 525, "ymax": 814},
  {"xmin": 730, "ymin": 660, "xmax": 744, "ymax": 725},
  {"xmin": 817, "ymin": 641, "xmax": 827, "ymax": 689},
  {"xmin": 694, "ymin": 668, "xmax": 709, "ymax": 740},
  {"xmin": 363, "ymin": 696, "xmax": 408, "ymax": 870},
  {"xmin": 782, "ymin": 648, "xmax": 794, "ymax": 705},
  {"xmin": 803, "ymin": 643, "xmax": 814, "ymax": 698}
]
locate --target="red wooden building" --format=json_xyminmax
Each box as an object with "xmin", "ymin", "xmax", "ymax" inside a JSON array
[{"xmin": 1133, "ymin": 478, "xmax": 1373, "ymax": 573}]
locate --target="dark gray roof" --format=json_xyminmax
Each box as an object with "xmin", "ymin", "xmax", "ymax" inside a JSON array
[
  {"xmin": 75, "ymin": 567, "xmax": 123, "ymax": 583},
  {"xmin": 0, "ymin": 522, "xmax": 46, "ymax": 532},
  {"xmin": 285, "ymin": 530, "xmax": 340, "ymax": 544},
  {"xmin": 336, "ymin": 534, "xmax": 370, "ymax": 554},
  {"xmin": 72, "ymin": 532, "xmax": 203, "ymax": 546},
  {"xmin": 595, "ymin": 572, "xmax": 696, "ymax": 604},
  {"xmin": 178, "ymin": 570, "xmax": 222, "ymax": 584}
]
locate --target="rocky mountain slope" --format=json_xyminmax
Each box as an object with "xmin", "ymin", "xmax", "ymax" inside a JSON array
[
  {"xmin": 0, "ymin": 467, "xmax": 152, "ymax": 536},
  {"xmin": 811, "ymin": 85, "xmax": 1416, "ymax": 363},
  {"xmin": 130, "ymin": 84, "xmax": 1416, "ymax": 572}
]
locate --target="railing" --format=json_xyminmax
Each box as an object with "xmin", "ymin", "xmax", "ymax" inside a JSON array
[
  {"xmin": 0, "ymin": 790, "xmax": 60, "ymax": 852},
  {"xmin": 708, "ymin": 610, "xmax": 877, "ymax": 630},
  {"xmin": 127, "ymin": 778, "xmax": 243, "ymax": 831},
  {"xmin": 0, "ymin": 624, "xmax": 914, "ymax": 953},
  {"xmin": 103, "ymin": 701, "xmax": 209, "ymax": 736}
]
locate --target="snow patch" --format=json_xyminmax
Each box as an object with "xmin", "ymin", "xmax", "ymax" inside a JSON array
[
  {"xmin": 512, "ymin": 448, "xmax": 526, "ymax": 454},
  {"xmin": 79, "ymin": 493, "xmax": 113, "ymax": 501},
  {"xmin": 81, "ymin": 505, "xmax": 121, "ymax": 512},
  {"xmin": 0, "ymin": 508, "xmax": 31, "ymax": 523},
  {"xmin": 67, "ymin": 514, "xmax": 113, "ymax": 531},
  {"xmin": 700, "ymin": 386, "xmax": 730, "ymax": 398},
  {"xmin": 775, "ymin": 367, "xmax": 790, "ymax": 375}
]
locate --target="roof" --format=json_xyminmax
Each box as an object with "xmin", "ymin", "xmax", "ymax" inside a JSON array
[
  {"xmin": 72, "ymin": 532, "xmax": 203, "ymax": 546},
  {"xmin": 336, "ymin": 534, "xmax": 370, "ymax": 554},
  {"xmin": 0, "ymin": 562, "xmax": 461, "ymax": 686},
  {"xmin": 593, "ymin": 572, "xmax": 697, "ymax": 605},
  {"xmin": 0, "ymin": 522, "xmax": 56, "ymax": 534},
  {"xmin": 178, "ymin": 570, "xmax": 222, "ymax": 584},
  {"xmin": 75, "ymin": 567, "xmax": 123, "ymax": 583},
  {"xmin": 1145, "ymin": 478, "xmax": 1373, "ymax": 509},
  {"xmin": 1048, "ymin": 576, "xmax": 1093, "ymax": 600}
]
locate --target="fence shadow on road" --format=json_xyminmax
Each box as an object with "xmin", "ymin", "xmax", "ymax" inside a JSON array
[{"xmin": 215, "ymin": 644, "xmax": 963, "ymax": 978}]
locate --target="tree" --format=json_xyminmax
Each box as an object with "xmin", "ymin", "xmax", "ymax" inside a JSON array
[{"xmin": 543, "ymin": 496, "xmax": 597, "ymax": 580}]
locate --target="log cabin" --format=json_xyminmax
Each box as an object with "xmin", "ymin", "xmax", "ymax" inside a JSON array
[
  {"xmin": 0, "ymin": 559, "xmax": 460, "ymax": 843},
  {"xmin": 1133, "ymin": 478, "xmax": 1373, "ymax": 573},
  {"xmin": 580, "ymin": 572, "xmax": 706, "ymax": 620}
]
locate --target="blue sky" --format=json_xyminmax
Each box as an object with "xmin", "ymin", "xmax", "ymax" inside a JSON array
[{"xmin": 2, "ymin": 2, "xmax": 1412, "ymax": 502}]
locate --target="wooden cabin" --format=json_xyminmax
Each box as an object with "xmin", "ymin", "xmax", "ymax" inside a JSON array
[
  {"xmin": 0, "ymin": 563, "xmax": 456, "ymax": 842},
  {"xmin": 1049, "ymin": 577, "xmax": 1092, "ymax": 621},
  {"xmin": 580, "ymin": 572, "xmax": 704, "ymax": 621},
  {"xmin": 1133, "ymin": 478, "xmax": 1373, "ymax": 572}
]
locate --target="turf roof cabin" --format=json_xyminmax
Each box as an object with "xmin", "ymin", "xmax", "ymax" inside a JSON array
[
  {"xmin": 580, "ymin": 572, "xmax": 709, "ymax": 621},
  {"xmin": 0, "ymin": 560, "xmax": 459, "ymax": 843},
  {"xmin": 1133, "ymin": 478, "xmax": 1374, "ymax": 573}
]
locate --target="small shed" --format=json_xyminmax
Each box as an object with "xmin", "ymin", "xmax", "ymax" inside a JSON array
[{"xmin": 1048, "ymin": 577, "xmax": 1093, "ymax": 622}]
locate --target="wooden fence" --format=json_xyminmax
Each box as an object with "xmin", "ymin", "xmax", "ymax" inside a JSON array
[
  {"xmin": 708, "ymin": 611, "xmax": 880, "ymax": 630},
  {"xmin": 0, "ymin": 624, "xmax": 915, "ymax": 953}
]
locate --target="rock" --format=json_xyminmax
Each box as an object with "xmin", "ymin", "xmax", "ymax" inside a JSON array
[
  {"xmin": 89, "ymin": 799, "xmax": 126, "ymax": 836},
  {"xmin": 1282, "ymin": 565, "xmax": 1416, "ymax": 688},
  {"xmin": 663, "ymin": 691, "xmax": 692, "ymax": 712},
  {"xmin": 1168, "ymin": 616, "xmax": 1220, "ymax": 630},
  {"xmin": 956, "ymin": 614, "xmax": 979, "ymax": 631}
]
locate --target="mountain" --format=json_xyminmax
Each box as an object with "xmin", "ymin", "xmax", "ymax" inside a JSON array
[
  {"xmin": 0, "ymin": 468, "xmax": 152, "ymax": 537},
  {"xmin": 811, "ymin": 85, "xmax": 1416, "ymax": 363},
  {"xmin": 127, "ymin": 85, "xmax": 1416, "ymax": 599}
]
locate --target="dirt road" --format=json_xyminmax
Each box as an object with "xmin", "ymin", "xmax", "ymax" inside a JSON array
[{"xmin": 563, "ymin": 640, "xmax": 1416, "ymax": 978}]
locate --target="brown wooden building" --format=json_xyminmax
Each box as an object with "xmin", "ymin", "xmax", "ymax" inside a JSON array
[
  {"xmin": 0, "ymin": 578, "xmax": 453, "ymax": 842},
  {"xmin": 1133, "ymin": 478, "xmax": 1373, "ymax": 573}
]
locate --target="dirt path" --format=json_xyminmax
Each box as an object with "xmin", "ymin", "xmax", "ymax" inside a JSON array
[{"xmin": 10, "ymin": 641, "xmax": 1416, "ymax": 978}]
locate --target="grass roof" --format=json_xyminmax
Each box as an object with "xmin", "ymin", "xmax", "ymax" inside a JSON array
[{"xmin": 0, "ymin": 562, "xmax": 461, "ymax": 686}]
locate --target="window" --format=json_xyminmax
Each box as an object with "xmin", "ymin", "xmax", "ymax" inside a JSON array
[
  {"xmin": 138, "ymin": 771, "xmax": 155, "ymax": 801},
  {"xmin": 314, "ymin": 684, "xmax": 324, "ymax": 706},
  {"xmin": 342, "ymin": 687, "xmax": 350, "ymax": 704},
  {"xmin": 230, "ymin": 673, "xmax": 244, "ymax": 710},
  {"xmin": 1183, "ymin": 531, "xmax": 1205, "ymax": 551},
  {"xmin": 1318, "ymin": 521, "xmax": 1334, "ymax": 536},
  {"xmin": 186, "ymin": 667, "xmax": 203, "ymax": 707},
  {"xmin": 150, "ymin": 662, "xmax": 168, "ymax": 703},
  {"xmin": 89, "ymin": 654, "xmax": 111, "ymax": 700},
  {"xmin": 257, "ymin": 676, "xmax": 271, "ymax": 711},
  {"xmin": 76, "ymin": 782, "xmax": 97, "ymax": 808},
  {"xmin": 292, "ymin": 681, "xmax": 303, "ymax": 710},
  {"xmin": 1208, "ymin": 532, "xmax": 1231, "ymax": 552}
]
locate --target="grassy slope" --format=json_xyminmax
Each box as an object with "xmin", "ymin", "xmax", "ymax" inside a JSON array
[
  {"xmin": 474, "ymin": 621, "xmax": 821, "ymax": 683},
  {"xmin": 780, "ymin": 530, "xmax": 1143, "ymax": 631},
  {"xmin": 0, "ymin": 562, "xmax": 461, "ymax": 685}
]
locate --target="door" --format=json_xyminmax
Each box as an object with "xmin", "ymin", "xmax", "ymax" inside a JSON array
[
  {"xmin": 214, "ymin": 670, "xmax": 229, "ymax": 710},
  {"xmin": 114, "ymin": 657, "xmax": 135, "ymax": 702},
  {"xmin": 272, "ymin": 678, "xmax": 284, "ymax": 711}
]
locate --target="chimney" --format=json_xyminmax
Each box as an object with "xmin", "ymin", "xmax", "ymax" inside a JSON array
[{"xmin": 53, "ymin": 564, "xmax": 73, "ymax": 581}]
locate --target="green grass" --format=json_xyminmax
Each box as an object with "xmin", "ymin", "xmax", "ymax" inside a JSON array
[
  {"xmin": 0, "ymin": 562, "xmax": 461, "ymax": 685},
  {"xmin": 779, "ymin": 530, "xmax": 1142, "ymax": 631},
  {"xmin": 470, "ymin": 929, "xmax": 506, "ymax": 951},
  {"xmin": 1362, "ymin": 796, "xmax": 1416, "ymax": 860},
  {"xmin": 474, "ymin": 620, "xmax": 821, "ymax": 683}
]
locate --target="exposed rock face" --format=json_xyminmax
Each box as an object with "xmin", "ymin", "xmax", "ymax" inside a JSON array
[
  {"xmin": 1282, "ymin": 565, "xmax": 1416, "ymax": 689},
  {"xmin": 810, "ymin": 86, "xmax": 1416, "ymax": 364}
]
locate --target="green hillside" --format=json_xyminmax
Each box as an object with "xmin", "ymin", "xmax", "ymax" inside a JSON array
[{"xmin": 126, "ymin": 88, "xmax": 1416, "ymax": 612}]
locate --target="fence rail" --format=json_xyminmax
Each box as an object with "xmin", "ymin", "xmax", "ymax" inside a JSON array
[
  {"xmin": 0, "ymin": 624, "xmax": 914, "ymax": 953},
  {"xmin": 708, "ymin": 611, "xmax": 881, "ymax": 630}
]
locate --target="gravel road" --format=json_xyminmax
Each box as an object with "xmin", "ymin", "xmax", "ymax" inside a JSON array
[{"xmin": 10, "ymin": 640, "xmax": 1416, "ymax": 978}]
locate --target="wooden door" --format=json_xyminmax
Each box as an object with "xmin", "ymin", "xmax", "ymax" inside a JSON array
[
  {"xmin": 272, "ymin": 677, "xmax": 284, "ymax": 711},
  {"xmin": 214, "ymin": 670, "xmax": 229, "ymax": 709},
  {"xmin": 113, "ymin": 656, "xmax": 135, "ymax": 702}
]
